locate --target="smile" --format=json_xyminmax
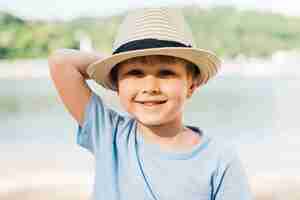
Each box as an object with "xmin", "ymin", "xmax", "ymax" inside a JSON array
[{"xmin": 135, "ymin": 100, "xmax": 167, "ymax": 106}]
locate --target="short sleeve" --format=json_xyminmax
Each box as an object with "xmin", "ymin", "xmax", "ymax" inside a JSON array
[
  {"xmin": 211, "ymin": 146, "xmax": 253, "ymax": 200},
  {"xmin": 76, "ymin": 91, "xmax": 119, "ymax": 155}
]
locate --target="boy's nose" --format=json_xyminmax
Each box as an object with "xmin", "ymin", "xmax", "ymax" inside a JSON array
[{"xmin": 142, "ymin": 75, "xmax": 161, "ymax": 94}]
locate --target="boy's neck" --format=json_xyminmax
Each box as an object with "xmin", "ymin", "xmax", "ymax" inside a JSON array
[{"xmin": 137, "ymin": 120, "xmax": 201, "ymax": 151}]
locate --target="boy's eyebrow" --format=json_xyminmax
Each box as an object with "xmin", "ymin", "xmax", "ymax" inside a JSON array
[{"xmin": 123, "ymin": 68, "xmax": 180, "ymax": 76}]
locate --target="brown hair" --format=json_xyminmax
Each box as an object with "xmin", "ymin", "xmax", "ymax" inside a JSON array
[{"xmin": 110, "ymin": 55, "xmax": 200, "ymax": 89}]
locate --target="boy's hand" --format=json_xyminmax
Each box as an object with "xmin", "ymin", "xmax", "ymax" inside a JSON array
[
  {"xmin": 48, "ymin": 49, "xmax": 105, "ymax": 126},
  {"xmin": 49, "ymin": 48, "xmax": 106, "ymax": 79}
]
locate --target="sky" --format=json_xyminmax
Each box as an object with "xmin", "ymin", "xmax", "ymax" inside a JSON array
[{"xmin": 0, "ymin": 0, "xmax": 300, "ymax": 21}]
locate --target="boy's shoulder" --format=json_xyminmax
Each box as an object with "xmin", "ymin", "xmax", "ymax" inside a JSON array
[{"xmin": 203, "ymin": 135, "xmax": 240, "ymax": 164}]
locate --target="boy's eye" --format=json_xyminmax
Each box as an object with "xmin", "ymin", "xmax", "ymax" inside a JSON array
[
  {"xmin": 126, "ymin": 69, "xmax": 144, "ymax": 76},
  {"xmin": 159, "ymin": 69, "xmax": 176, "ymax": 77}
]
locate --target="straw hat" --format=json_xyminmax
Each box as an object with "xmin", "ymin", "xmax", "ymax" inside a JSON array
[{"xmin": 87, "ymin": 7, "xmax": 221, "ymax": 91}]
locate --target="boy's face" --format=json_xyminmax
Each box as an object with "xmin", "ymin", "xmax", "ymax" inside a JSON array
[{"xmin": 116, "ymin": 57, "xmax": 197, "ymax": 127}]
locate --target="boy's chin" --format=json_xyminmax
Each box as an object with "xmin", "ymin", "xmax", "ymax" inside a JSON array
[{"xmin": 136, "ymin": 117, "xmax": 172, "ymax": 127}]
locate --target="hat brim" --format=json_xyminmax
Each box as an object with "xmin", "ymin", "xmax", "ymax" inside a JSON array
[{"xmin": 87, "ymin": 47, "xmax": 221, "ymax": 91}]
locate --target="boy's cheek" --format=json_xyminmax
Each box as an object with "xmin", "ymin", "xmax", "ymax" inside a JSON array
[
  {"xmin": 119, "ymin": 78, "xmax": 139, "ymax": 87},
  {"xmin": 162, "ymin": 80, "xmax": 188, "ymax": 94},
  {"xmin": 118, "ymin": 81, "xmax": 138, "ymax": 101}
]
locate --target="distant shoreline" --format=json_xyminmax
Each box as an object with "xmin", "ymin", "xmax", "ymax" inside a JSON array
[
  {"xmin": 0, "ymin": 59, "xmax": 49, "ymax": 79},
  {"xmin": 1, "ymin": 50, "xmax": 300, "ymax": 79}
]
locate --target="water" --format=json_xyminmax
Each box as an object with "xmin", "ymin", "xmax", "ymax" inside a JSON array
[
  {"xmin": 1, "ymin": 76, "xmax": 280, "ymax": 141},
  {"xmin": 1, "ymin": 73, "xmax": 300, "ymax": 192}
]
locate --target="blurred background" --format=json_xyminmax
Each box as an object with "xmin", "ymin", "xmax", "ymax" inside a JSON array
[{"xmin": 1, "ymin": 0, "xmax": 300, "ymax": 199}]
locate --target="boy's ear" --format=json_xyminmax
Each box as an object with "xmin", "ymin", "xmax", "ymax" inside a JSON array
[{"xmin": 187, "ymin": 80, "xmax": 200, "ymax": 98}]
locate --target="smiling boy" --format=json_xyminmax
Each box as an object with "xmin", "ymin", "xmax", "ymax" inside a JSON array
[
  {"xmin": 49, "ymin": 7, "xmax": 252, "ymax": 200},
  {"xmin": 115, "ymin": 55, "xmax": 201, "ymax": 151}
]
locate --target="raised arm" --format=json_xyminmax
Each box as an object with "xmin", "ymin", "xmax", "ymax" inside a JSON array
[{"xmin": 48, "ymin": 49, "xmax": 106, "ymax": 127}]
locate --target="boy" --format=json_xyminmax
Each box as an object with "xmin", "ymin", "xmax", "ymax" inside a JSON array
[{"xmin": 48, "ymin": 7, "xmax": 252, "ymax": 200}]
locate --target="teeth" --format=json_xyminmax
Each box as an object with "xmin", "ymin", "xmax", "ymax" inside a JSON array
[
  {"xmin": 144, "ymin": 102, "xmax": 158, "ymax": 105},
  {"xmin": 139, "ymin": 101, "xmax": 166, "ymax": 106},
  {"xmin": 135, "ymin": 100, "xmax": 167, "ymax": 105},
  {"xmin": 142, "ymin": 101, "xmax": 166, "ymax": 105}
]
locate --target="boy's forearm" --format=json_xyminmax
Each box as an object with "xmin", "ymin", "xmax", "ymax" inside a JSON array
[{"xmin": 48, "ymin": 49, "xmax": 106, "ymax": 79}]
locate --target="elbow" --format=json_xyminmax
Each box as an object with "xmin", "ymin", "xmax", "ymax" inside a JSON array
[
  {"xmin": 48, "ymin": 49, "xmax": 70, "ymax": 80},
  {"xmin": 48, "ymin": 49, "xmax": 69, "ymax": 68}
]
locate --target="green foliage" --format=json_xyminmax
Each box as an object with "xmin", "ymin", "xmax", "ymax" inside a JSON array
[
  {"xmin": 0, "ymin": 13, "xmax": 79, "ymax": 59},
  {"xmin": 0, "ymin": 6, "xmax": 300, "ymax": 59},
  {"xmin": 183, "ymin": 6, "xmax": 300, "ymax": 57}
]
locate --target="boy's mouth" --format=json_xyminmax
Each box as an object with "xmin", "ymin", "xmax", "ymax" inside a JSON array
[{"xmin": 135, "ymin": 100, "xmax": 167, "ymax": 106}]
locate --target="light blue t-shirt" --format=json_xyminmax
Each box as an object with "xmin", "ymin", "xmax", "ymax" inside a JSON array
[{"xmin": 76, "ymin": 91, "xmax": 253, "ymax": 200}]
